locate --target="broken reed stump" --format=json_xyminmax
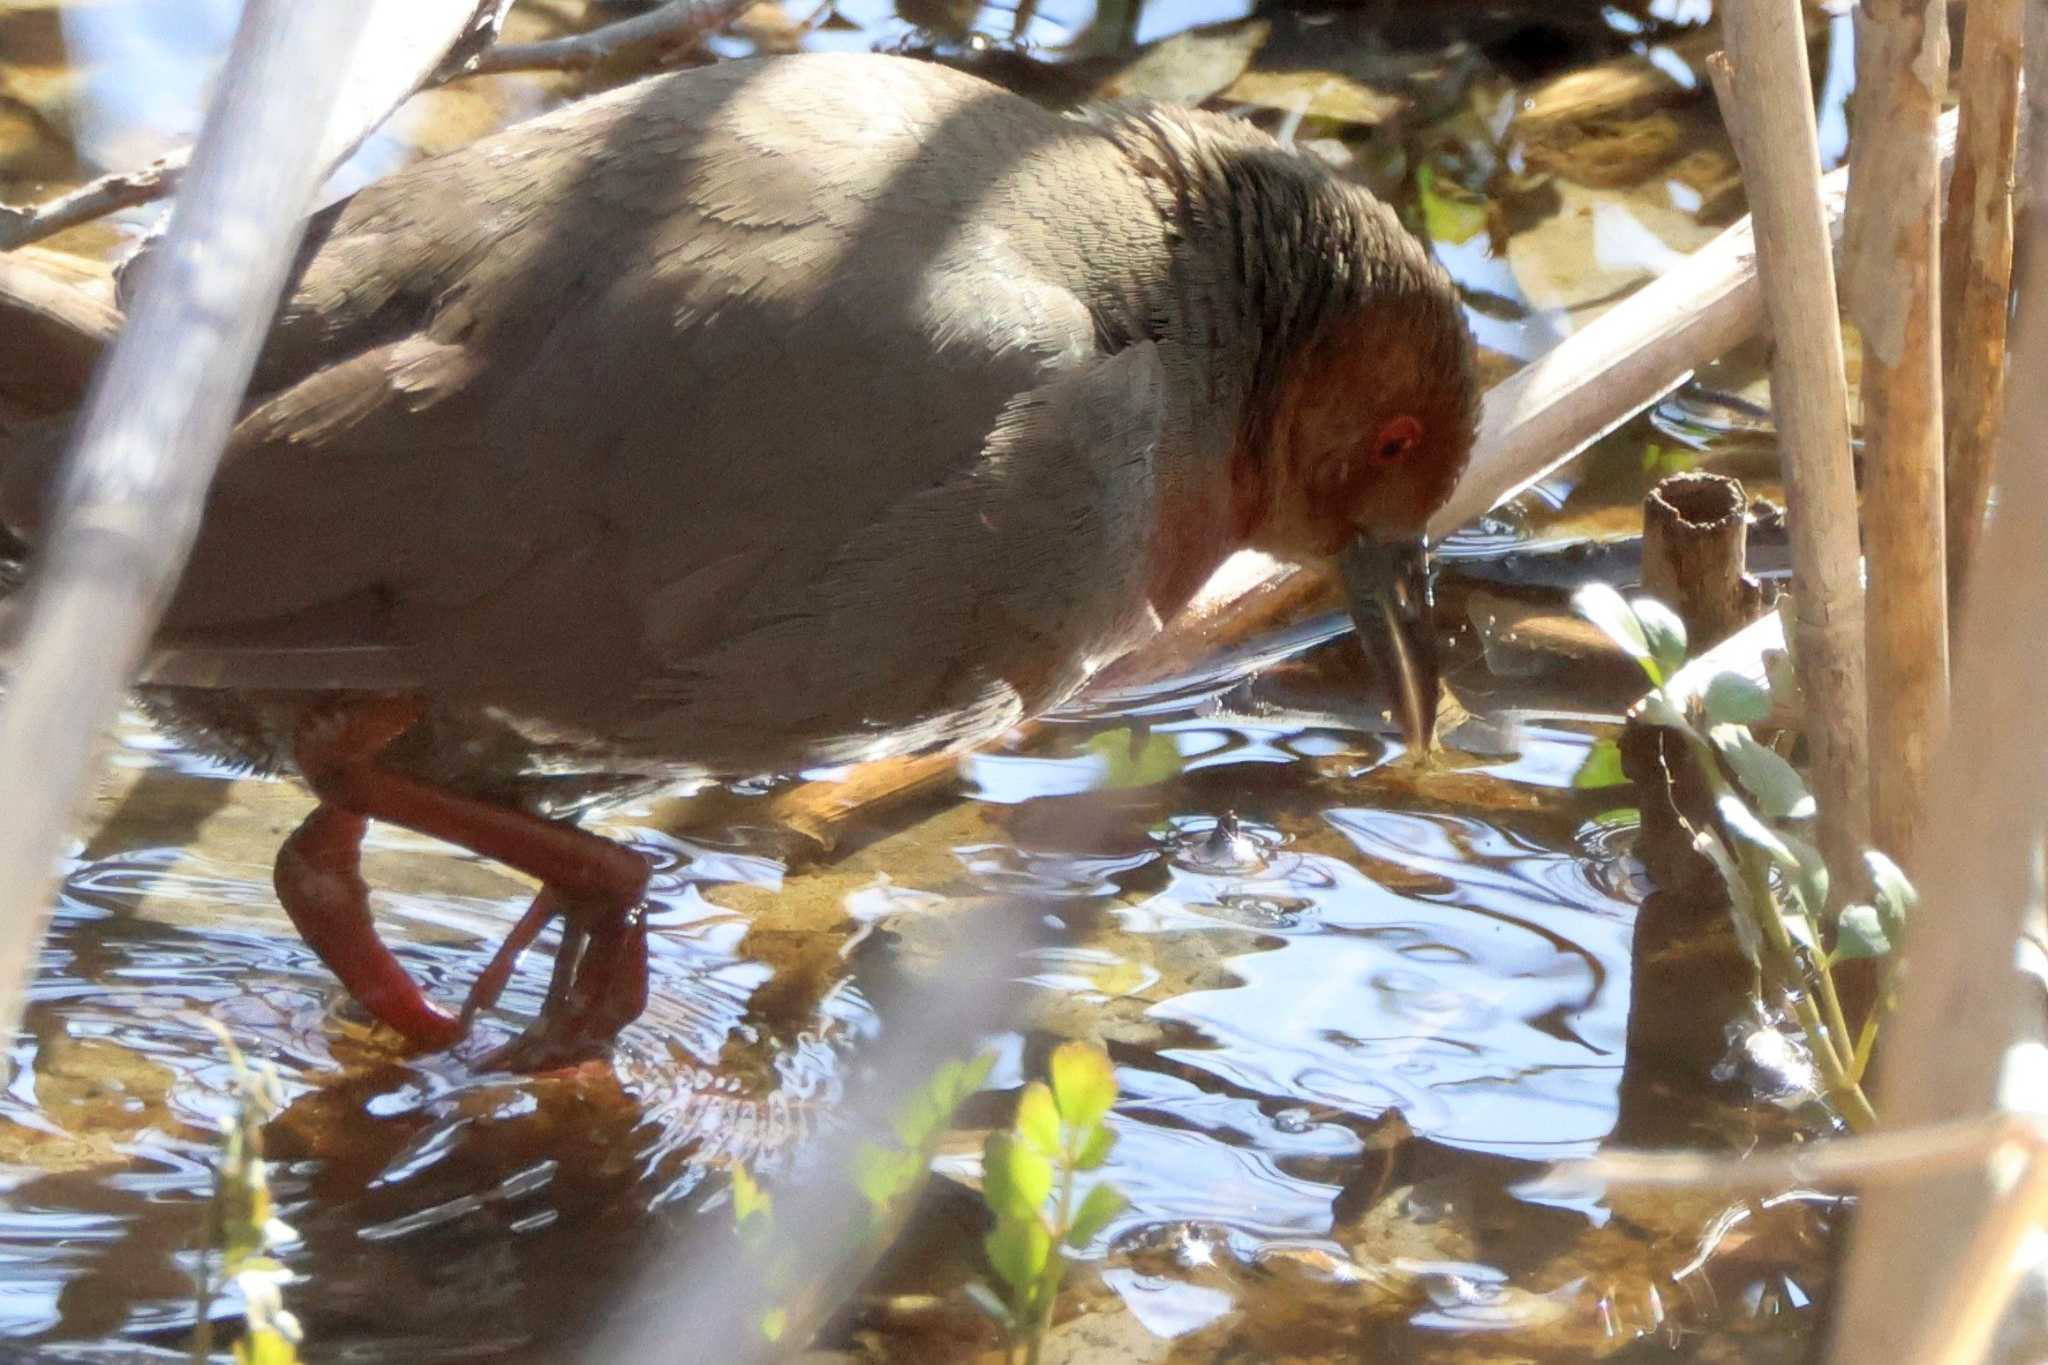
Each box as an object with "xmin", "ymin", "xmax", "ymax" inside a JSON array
[
  {"xmin": 1844, "ymin": 0, "xmax": 1951, "ymax": 867},
  {"xmin": 1941, "ymin": 0, "xmax": 2024, "ymax": 613},
  {"xmin": 1622, "ymin": 474, "xmax": 1777, "ymax": 899},
  {"xmin": 1640, "ymin": 471, "xmax": 1765, "ymax": 653},
  {"xmin": 1707, "ymin": 9, "xmax": 1871, "ymax": 878}
]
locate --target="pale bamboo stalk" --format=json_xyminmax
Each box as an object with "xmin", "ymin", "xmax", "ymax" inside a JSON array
[
  {"xmin": 1706, "ymin": 12, "xmax": 1872, "ymax": 875},
  {"xmin": 1942, "ymin": 0, "xmax": 2025, "ymax": 611},
  {"xmin": 1843, "ymin": 0, "xmax": 1950, "ymax": 868},
  {"xmin": 1830, "ymin": 124, "xmax": 2048, "ymax": 1365},
  {"xmin": 0, "ymin": 3, "xmax": 372, "ymax": 1068}
]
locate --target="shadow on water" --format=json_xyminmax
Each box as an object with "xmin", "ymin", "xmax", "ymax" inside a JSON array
[{"xmin": 0, "ymin": 0, "xmax": 1854, "ymax": 1359}]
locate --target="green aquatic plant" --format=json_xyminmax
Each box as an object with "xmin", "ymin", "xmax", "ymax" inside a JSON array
[
  {"xmin": 970, "ymin": 1041, "xmax": 1128, "ymax": 1365},
  {"xmin": 191, "ymin": 1020, "xmax": 302, "ymax": 1365},
  {"xmin": 1573, "ymin": 585, "xmax": 1914, "ymax": 1132}
]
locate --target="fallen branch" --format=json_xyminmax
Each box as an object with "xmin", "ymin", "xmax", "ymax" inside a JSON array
[{"xmin": 0, "ymin": 158, "xmax": 185, "ymax": 254}]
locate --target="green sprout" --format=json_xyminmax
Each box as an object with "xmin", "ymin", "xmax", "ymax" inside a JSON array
[
  {"xmin": 970, "ymin": 1041, "xmax": 1128, "ymax": 1365},
  {"xmin": 1573, "ymin": 585, "xmax": 1915, "ymax": 1132},
  {"xmin": 191, "ymin": 1020, "xmax": 302, "ymax": 1365}
]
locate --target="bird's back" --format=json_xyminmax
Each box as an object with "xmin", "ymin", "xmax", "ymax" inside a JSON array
[{"xmin": 10, "ymin": 54, "xmax": 1187, "ymax": 793}]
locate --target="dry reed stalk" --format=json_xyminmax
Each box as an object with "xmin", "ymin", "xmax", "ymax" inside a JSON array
[
  {"xmin": 1638, "ymin": 470, "xmax": 1761, "ymax": 650},
  {"xmin": 1706, "ymin": 13, "xmax": 1872, "ymax": 873},
  {"xmin": 1828, "ymin": 116, "xmax": 2048, "ymax": 1365},
  {"xmin": 1843, "ymin": 0, "xmax": 1950, "ymax": 867},
  {"xmin": 1942, "ymin": 0, "xmax": 2025, "ymax": 612}
]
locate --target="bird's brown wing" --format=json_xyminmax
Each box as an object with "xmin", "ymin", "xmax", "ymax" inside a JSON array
[{"xmin": 81, "ymin": 55, "xmax": 1162, "ymax": 729}]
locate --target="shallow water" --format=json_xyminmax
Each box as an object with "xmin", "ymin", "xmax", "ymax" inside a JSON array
[{"xmin": 0, "ymin": 0, "xmax": 1844, "ymax": 1360}]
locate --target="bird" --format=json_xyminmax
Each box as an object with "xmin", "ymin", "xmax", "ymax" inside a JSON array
[{"xmin": 0, "ymin": 51, "xmax": 1478, "ymax": 1069}]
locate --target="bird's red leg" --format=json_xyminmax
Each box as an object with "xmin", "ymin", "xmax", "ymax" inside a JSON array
[{"xmin": 275, "ymin": 696, "xmax": 654, "ymax": 1065}]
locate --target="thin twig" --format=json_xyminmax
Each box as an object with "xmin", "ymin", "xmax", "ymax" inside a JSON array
[
  {"xmin": 460, "ymin": 0, "xmax": 755, "ymax": 75},
  {"xmin": 1843, "ymin": 0, "xmax": 1951, "ymax": 866},
  {"xmin": 0, "ymin": 0, "xmax": 515, "ymax": 256},
  {"xmin": 1941, "ymin": 0, "xmax": 2024, "ymax": 612},
  {"xmin": 0, "ymin": 156, "xmax": 186, "ymax": 253},
  {"xmin": 1706, "ymin": 15, "xmax": 1871, "ymax": 874}
]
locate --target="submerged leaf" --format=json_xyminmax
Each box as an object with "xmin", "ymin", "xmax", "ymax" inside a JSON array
[
  {"xmin": 1572, "ymin": 737, "xmax": 1628, "ymax": 790},
  {"xmin": 1082, "ymin": 728, "xmax": 1184, "ymax": 790},
  {"xmin": 1416, "ymin": 160, "xmax": 1487, "ymax": 245}
]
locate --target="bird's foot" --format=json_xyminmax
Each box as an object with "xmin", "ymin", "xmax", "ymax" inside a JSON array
[
  {"xmin": 277, "ymin": 696, "xmax": 654, "ymax": 1068},
  {"xmin": 463, "ymin": 892, "xmax": 650, "ymax": 1071}
]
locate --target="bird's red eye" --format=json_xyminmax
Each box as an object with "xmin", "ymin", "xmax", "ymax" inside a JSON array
[{"xmin": 1374, "ymin": 415, "xmax": 1423, "ymax": 464}]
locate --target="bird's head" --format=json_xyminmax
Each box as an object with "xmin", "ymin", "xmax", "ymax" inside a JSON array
[{"xmin": 1228, "ymin": 178, "xmax": 1479, "ymax": 751}]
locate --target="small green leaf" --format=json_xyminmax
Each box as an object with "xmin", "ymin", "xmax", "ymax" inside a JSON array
[
  {"xmin": 1704, "ymin": 672, "xmax": 1773, "ymax": 726},
  {"xmin": 1834, "ymin": 903, "xmax": 1893, "ymax": 960},
  {"xmin": 1632, "ymin": 598, "xmax": 1689, "ymax": 681},
  {"xmin": 1048, "ymin": 1042, "xmax": 1118, "ymax": 1131},
  {"xmin": 1572, "ymin": 737, "xmax": 1629, "ymax": 790},
  {"xmin": 1074, "ymin": 1124, "xmax": 1117, "ymax": 1171},
  {"xmin": 1715, "ymin": 791, "xmax": 1798, "ymax": 867},
  {"xmin": 1864, "ymin": 851, "xmax": 1918, "ymax": 933},
  {"xmin": 1780, "ymin": 830, "xmax": 1831, "ymax": 920},
  {"xmin": 1694, "ymin": 830, "xmax": 1763, "ymax": 967},
  {"xmin": 985, "ymin": 1214, "xmax": 1052, "ymax": 1295},
  {"xmin": 1574, "ymin": 584, "xmax": 1658, "ymax": 682},
  {"xmin": 964, "ymin": 1280, "xmax": 1013, "ymax": 1326},
  {"xmin": 760, "ymin": 1307, "xmax": 788, "ymax": 1343},
  {"xmin": 1014, "ymin": 1082, "xmax": 1060, "ymax": 1158},
  {"xmin": 1064, "ymin": 1183, "xmax": 1130, "ymax": 1248},
  {"xmin": 983, "ymin": 1132, "xmax": 1053, "ymax": 1221},
  {"xmin": 1710, "ymin": 725, "xmax": 1815, "ymax": 821}
]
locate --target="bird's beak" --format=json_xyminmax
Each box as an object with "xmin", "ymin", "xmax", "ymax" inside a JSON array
[{"xmin": 1337, "ymin": 532, "xmax": 1440, "ymax": 752}]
